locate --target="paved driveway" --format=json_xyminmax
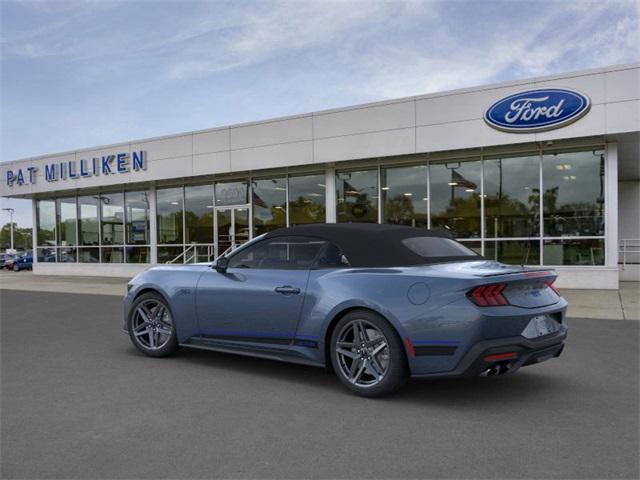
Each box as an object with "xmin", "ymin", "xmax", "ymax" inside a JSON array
[{"xmin": 1, "ymin": 290, "xmax": 638, "ymax": 479}]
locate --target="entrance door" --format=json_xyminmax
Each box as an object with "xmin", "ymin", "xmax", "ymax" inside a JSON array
[{"xmin": 215, "ymin": 206, "xmax": 250, "ymax": 257}]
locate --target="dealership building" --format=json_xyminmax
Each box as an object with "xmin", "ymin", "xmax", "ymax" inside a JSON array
[{"xmin": 1, "ymin": 63, "xmax": 638, "ymax": 289}]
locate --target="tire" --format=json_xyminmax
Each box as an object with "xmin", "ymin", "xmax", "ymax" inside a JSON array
[
  {"xmin": 13, "ymin": 264, "xmax": 19, "ymax": 272},
  {"xmin": 127, "ymin": 292, "xmax": 178, "ymax": 358},
  {"xmin": 330, "ymin": 309, "xmax": 408, "ymax": 397}
]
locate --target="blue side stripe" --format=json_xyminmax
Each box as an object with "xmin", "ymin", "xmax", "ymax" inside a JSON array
[{"xmin": 196, "ymin": 328, "xmax": 318, "ymax": 341}]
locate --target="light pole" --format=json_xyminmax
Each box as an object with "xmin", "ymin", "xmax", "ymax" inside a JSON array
[{"xmin": 2, "ymin": 207, "xmax": 15, "ymax": 251}]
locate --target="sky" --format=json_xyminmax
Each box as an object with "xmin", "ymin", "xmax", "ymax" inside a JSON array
[{"xmin": 1, "ymin": 0, "xmax": 639, "ymax": 228}]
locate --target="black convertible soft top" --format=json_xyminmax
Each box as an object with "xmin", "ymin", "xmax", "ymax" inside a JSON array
[{"xmin": 263, "ymin": 223, "xmax": 482, "ymax": 267}]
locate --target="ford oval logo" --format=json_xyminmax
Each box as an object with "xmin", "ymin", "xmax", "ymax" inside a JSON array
[{"xmin": 484, "ymin": 88, "xmax": 591, "ymax": 133}]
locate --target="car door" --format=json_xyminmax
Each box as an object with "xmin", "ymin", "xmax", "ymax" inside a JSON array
[{"xmin": 195, "ymin": 236, "xmax": 327, "ymax": 352}]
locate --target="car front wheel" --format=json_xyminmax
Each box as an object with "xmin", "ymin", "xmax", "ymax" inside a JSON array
[
  {"xmin": 12, "ymin": 264, "xmax": 19, "ymax": 272},
  {"xmin": 330, "ymin": 310, "xmax": 408, "ymax": 397},
  {"xmin": 128, "ymin": 292, "xmax": 178, "ymax": 358}
]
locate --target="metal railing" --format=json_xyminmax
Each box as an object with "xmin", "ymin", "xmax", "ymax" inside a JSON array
[
  {"xmin": 619, "ymin": 239, "xmax": 640, "ymax": 269},
  {"xmin": 167, "ymin": 244, "xmax": 235, "ymax": 264}
]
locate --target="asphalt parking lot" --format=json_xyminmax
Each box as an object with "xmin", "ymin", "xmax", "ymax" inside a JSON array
[{"xmin": 1, "ymin": 290, "xmax": 638, "ymax": 479}]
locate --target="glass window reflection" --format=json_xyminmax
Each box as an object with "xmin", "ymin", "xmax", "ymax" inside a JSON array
[
  {"xmin": 125, "ymin": 191, "xmax": 150, "ymax": 245},
  {"xmin": 430, "ymin": 160, "xmax": 481, "ymax": 238},
  {"xmin": 56, "ymin": 198, "xmax": 77, "ymax": 246},
  {"xmin": 484, "ymin": 240, "xmax": 541, "ymax": 265},
  {"xmin": 484, "ymin": 155, "xmax": 540, "ymax": 238},
  {"xmin": 36, "ymin": 200, "xmax": 56, "ymax": 246},
  {"xmin": 215, "ymin": 181, "xmax": 248, "ymax": 206},
  {"xmin": 543, "ymin": 238, "xmax": 604, "ymax": 265},
  {"xmin": 543, "ymin": 150, "xmax": 605, "ymax": 237},
  {"xmin": 100, "ymin": 193, "xmax": 124, "ymax": 245},
  {"xmin": 336, "ymin": 170, "xmax": 378, "ymax": 223},
  {"xmin": 382, "ymin": 165, "xmax": 428, "ymax": 227},
  {"xmin": 289, "ymin": 174, "xmax": 326, "ymax": 225},
  {"xmin": 78, "ymin": 196, "xmax": 100, "ymax": 246},
  {"xmin": 252, "ymin": 177, "xmax": 286, "ymax": 235},
  {"xmin": 157, "ymin": 187, "xmax": 183, "ymax": 244},
  {"xmin": 185, "ymin": 184, "xmax": 214, "ymax": 244}
]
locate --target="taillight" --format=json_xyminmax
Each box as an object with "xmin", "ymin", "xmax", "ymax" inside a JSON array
[
  {"xmin": 546, "ymin": 279, "xmax": 560, "ymax": 296},
  {"xmin": 467, "ymin": 284, "xmax": 509, "ymax": 306}
]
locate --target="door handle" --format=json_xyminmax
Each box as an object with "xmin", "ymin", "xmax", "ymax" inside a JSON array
[{"xmin": 274, "ymin": 285, "xmax": 301, "ymax": 295}]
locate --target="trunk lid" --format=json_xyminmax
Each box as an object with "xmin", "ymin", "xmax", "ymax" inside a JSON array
[{"xmin": 427, "ymin": 260, "xmax": 560, "ymax": 308}]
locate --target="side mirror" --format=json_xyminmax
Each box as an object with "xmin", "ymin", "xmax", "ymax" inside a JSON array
[{"xmin": 214, "ymin": 256, "xmax": 228, "ymax": 273}]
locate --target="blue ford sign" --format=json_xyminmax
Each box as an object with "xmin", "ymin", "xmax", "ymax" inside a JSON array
[{"xmin": 484, "ymin": 88, "xmax": 591, "ymax": 133}]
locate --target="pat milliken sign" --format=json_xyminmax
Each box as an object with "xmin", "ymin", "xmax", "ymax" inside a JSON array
[
  {"xmin": 5, "ymin": 151, "xmax": 147, "ymax": 187},
  {"xmin": 484, "ymin": 88, "xmax": 591, "ymax": 133}
]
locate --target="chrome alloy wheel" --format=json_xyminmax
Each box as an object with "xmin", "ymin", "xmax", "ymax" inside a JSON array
[
  {"xmin": 335, "ymin": 319, "xmax": 390, "ymax": 388},
  {"xmin": 131, "ymin": 299, "xmax": 174, "ymax": 350}
]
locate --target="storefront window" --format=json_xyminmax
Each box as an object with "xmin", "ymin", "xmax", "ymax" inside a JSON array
[
  {"xmin": 126, "ymin": 246, "xmax": 150, "ymax": 263},
  {"xmin": 78, "ymin": 248, "xmax": 99, "ymax": 263},
  {"xmin": 542, "ymin": 150, "xmax": 605, "ymax": 237},
  {"xmin": 100, "ymin": 192, "xmax": 124, "ymax": 246},
  {"xmin": 336, "ymin": 170, "xmax": 378, "ymax": 223},
  {"xmin": 125, "ymin": 191, "xmax": 150, "ymax": 245},
  {"xmin": 484, "ymin": 155, "xmax": 540, "ymax": 238},
  {"xmin": 56, "ymin": 197, "xmax": 77, "ymax": 246},
  {"xmin": 157, "ymin": 187, "xmax": 183, "ymax": 244},
  {"xmin": 382, "ymin": 165, "xmax": 428, "ymax": 228},
  {"xmin": 252, "ymin": 177, "xmax": 286, "ymax": 235},
  {"xmin": 185, "ymin": 184, "xmax": 214, "ymax": 244},
  {"xmin": 430, "ymin": 160, "xmax": 481, "ymax": 238},
  {"xmin": 78, "ymin": 196, "xmax": 100, "ymax": 246},
  {"xmin": 36, "ymin": 200, "xmax": 56, "ymax": 246},
  {"xmin": 215, "ymin": 181, "xmax": 248, "ymax": 206},
  {"xmin": 288, "ymin": 174, "xmax": 326, "ymax": 226},
  {"xmin": 485, "ymin": 240, "xmax": 541, "ymax": 265},
  {"xmin": 543, "ymin": 238, "xmax": 604, "ymax": 265}
]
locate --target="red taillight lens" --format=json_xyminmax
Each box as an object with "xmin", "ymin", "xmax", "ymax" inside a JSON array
[
  {"xmin": 468, "ymin": 283, "xmax": 509, "ymax": 306},
  {"xmin": 546, "ymin": 279, "xmax": 560, "ymax": 296}
]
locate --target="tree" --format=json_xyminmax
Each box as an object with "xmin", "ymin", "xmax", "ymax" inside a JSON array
[{"xmin": 0, "ymin": 223, "xmax": 32, "ymax": 251}]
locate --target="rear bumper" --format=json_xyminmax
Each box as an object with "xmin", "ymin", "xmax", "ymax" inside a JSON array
[{"xmin": 411, "ymin": 324, "xmax": 567, "ymax": 379}]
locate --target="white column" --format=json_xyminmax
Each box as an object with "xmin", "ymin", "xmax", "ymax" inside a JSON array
[
  {"xmin": 31, "ymin": 199, "xmax": 37, "ymax": 265},
  {"xmin": 605, "ymin": 142, "xmax": 619, "ymax": 270},
  {"xmin": 149, "ymin": 186, "xmax": 158, "ymax": 264},
  {"xmin": 325, "ymin": 165, "xmax": 336, "ymax": 223}
]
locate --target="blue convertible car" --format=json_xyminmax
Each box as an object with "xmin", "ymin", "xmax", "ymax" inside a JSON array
[{"xmin": 124, "ymin": 224, "xmax": 567, "ymax": 397}]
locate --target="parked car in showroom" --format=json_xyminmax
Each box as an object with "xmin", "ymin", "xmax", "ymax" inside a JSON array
[
  {"xmin": 124, "ymin": 224, "xmax": 567, "ymax": 397},
  {"xmin": 11, "ymin": 251, "xmax": 33, "ymax": 271}
]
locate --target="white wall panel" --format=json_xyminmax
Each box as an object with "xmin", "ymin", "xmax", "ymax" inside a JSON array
[
  {"xmin": 534, "ymin": 73, "xmax": 606, "ymax": 105},
  {"xmin": 131, "ymin": 134, "xmax": 192, "ymax": 161},
  {"xmin": 230, "ymin": 141, "xmax": 312, "ymax": 171},
  {"xmin": 416, "ymin": 85, "xmax": 532, "ymax": 126},
  {"xmin": 314, "ymin": 128, "xmax": 415, "ymax": 163},
  {"xmin": 416, "ymin": 119, "xmax": 535, "ymax": 152},
  {"xmin": 193, "ymin": 151, "xmax": 232, "ymax": 176},
  {"xmin": 230, "ymin": 116, "xmax": 312, "ymax": 150},
  {"xmin": 314, "ymin": 101, "xmax": 414, "ymax": 139},
  {"xmin": 606, "ymin": 68, "xmax": 640, "ymax": 103},
  {"xmin": 133, "ymin": 156, "xmax": 193, "ymax": 182},
  {"xmin": 193, "ymin": 128, "xmax": 230, "ymax": 155},
  {"xmin": 606, "ymin": 100, "xmax": 640, "ymax": 134},
  {"xmin": 535, "ymin": 104, "xmax": 607, "ymax": 142}
]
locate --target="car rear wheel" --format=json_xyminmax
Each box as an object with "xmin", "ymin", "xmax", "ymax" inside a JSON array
[
  {"xmin": 12, "ymin": 264, "xmax": 19, "ymax": 272},
  {"xmin": 330, "ymin": 310, "xmax": 408, "ymax": 397},
  {"xmin": 128, "ymin": 292, "xmax": 178, "ymax": 357}
]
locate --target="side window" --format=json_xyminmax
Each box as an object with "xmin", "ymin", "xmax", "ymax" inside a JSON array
[
  {"xmin": 227, "ymin": 236, "xmax": 327, "ymax": 270},
  {"xmin": 316, "ymin": 242, "xmax": 351, "ymax": 269}
]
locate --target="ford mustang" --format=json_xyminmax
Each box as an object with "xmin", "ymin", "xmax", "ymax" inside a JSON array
[{"xmin": 124, "ymin": 224, "xmax": 567, "ymax": 397}]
